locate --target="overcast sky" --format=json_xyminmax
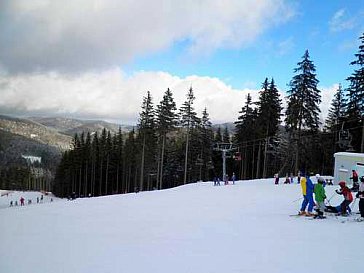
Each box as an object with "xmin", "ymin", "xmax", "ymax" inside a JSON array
[{"xmin": 0, "ymin": 0, "xmax": 363, "ymax": 124}]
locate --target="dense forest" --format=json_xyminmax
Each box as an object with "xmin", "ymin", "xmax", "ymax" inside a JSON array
[{"xmin": 50, "ymin": 32, "xmax": 364, "ymax": 198}]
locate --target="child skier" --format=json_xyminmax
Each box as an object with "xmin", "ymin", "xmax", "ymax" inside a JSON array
[
  {"xmin": 314, "ymin": 179, "xmax": 326, "ymax": 219},
  {"xmin": 335, "ymin": 181, "xmax": 353, "ymax": 216},
  {"xmin": 356, "ymin": 176, "xmax": 364, "ymax": 221}
]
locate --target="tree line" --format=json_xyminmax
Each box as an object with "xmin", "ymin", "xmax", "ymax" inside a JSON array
[{"xmin": 53, "ymin": 33, "xmax": 364, "ymax": 197}]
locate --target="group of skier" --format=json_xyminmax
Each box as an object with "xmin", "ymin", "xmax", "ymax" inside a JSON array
[
  {"xmin": 213, "ymin": 173, "xmax": 236, "ymax": 186},
  {"xmin": 298, "ymin": 171, "xmax": 364, "ymax": 220},
  {"xmin": 9, "ymin": 194, "xmax": 51, "ymax": 207}
]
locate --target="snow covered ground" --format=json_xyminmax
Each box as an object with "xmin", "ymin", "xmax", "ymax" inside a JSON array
[{"xmin": 0, "ymin": 178, "xmax": 363, "ymax": 273}]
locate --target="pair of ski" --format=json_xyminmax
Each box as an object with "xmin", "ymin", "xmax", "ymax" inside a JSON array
[
  {"xmin": 289, "ymin": 214, "xmax": 325, "ymax": 219},
  {"xmin": 290, "ymin": 213, "xmax": 363, "ymax": 223}
]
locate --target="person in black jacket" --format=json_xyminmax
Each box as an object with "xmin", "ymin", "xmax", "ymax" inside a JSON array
[{"xmin": 350, "ymin": 170, "xmax": 359, "ymax": 192}]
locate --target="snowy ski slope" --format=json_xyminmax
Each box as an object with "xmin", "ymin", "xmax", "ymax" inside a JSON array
[{"xmin": 0, "ymin": 178, "xmax": 362, "ymax": 273}]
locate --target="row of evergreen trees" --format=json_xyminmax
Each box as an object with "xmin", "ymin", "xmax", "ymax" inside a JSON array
[{"xmin": 53, "ymin": 33, "xmax": 364, "ymax": 197}]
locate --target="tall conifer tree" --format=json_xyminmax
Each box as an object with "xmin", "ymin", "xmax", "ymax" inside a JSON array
[{"xmin": 285, "ymin": 50, "xmax": 321, "ymax": 172}]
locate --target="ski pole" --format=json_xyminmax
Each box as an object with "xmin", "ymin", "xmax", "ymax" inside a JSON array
[
  {"xmin": 292, "ymin": 197, "xmax": 303, "ymax": 203},
  {"xmin": 325, "ymin": 199, "xmax": 338, "ymax": 219},
  {"xmin": 350, "ymin": 197, "xmax": 357, "ymax": 211},
  {"xmin": 327, "ymin": 192, "xmax": 336, "ymax": 202}
]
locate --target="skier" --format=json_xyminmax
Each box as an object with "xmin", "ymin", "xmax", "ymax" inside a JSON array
[
  {"xmin": 335, "ymin": 181, "xmax": 353, "ymax": 216},
  {"xmin": 325, "ymin": 205, "xmax": 351, "ymax": 214},
  {"xmin": 274, "ymin": 174, "xmax": 279, "ymax": 185},
  {"xmin": 232, "ymin": 173, "xmax": 236, "ymax": 185},
  {"xmin": 20, "ymin": 197, "xmax": 25, "ymax": 206},
  {"xmin": 224, "ymin": 174, "xmax": 229, "ymax": 185},
  {"xmin": 297, "ymin": 171, "xmax": 301, "ymax": 184},
  {"xmin": 299, "ymin": 173, "xmax": 315, "ymax": 216},
  {"xmin": 314, "ymin": 178, "xmax": 326, "ymax": 219},
  {"xmin": 316, "ymin": 174, "xmax": 326, "ymax": 187},
  {"xmin": 350, "ymin": 170, "xmax": 359, "ymax": 192},
  {"xmin": 284, "ymin": 174, "xmax": 290, "ymax": 184},
  {"xmin": 355, "ymin": 176, "xmax": 364, "ymax": 221},
  {"xmin": 9, "ymin": 201, "xmax": 13, "ymax": 207}
]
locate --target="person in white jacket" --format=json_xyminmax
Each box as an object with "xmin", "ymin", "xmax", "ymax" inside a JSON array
[{"xmin": 356, "ymin": 176, "xmax": 364, "ymax": 220}]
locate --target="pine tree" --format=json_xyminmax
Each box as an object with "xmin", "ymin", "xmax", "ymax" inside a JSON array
[
  {"xmin": 346, "ymin": 33, "xmax": 364, "ymax": 152},
  {"xmin": 179, "ymin": 87, "xmax": 200, "ymax": 184},
  {"xmin": 256, "ymin": 78, "xmax": 282, "ymax": 177},
  {"xmin": 223, "ymin": 126, "xmax": 230, "ymax": 143},
  {"xmin": 325, "ymin": 84, "xmax": 346, "ymax": 132},
  {"xmin": 124, "ymin": 128, "xmax": 137, "ymax": 192},
  {"xmin": 199, "ymin": 108, "xmax": 214, "ymax": 181},
  {"xmin": 156, "ymin": 88, "xmax": 178, "ymax": 189},
  {"xmin": 114, "ymin": 127, "xmax": 124, "ymax": 193},
  {"xmin": 285, "ymin": 50, "xmax": 321, "ymax": 173},
  {"xmin": 137, "ymin": 91, "xmax": 157, "ymax": 191},
  {"xmin": 234, "ymin": 93, "xmax": 258, "ymax": 179}
]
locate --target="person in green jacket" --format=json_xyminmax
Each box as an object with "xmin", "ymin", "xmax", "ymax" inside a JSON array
[{"xmin": 314, "ymin": 179, "xmax": 326, "ymax": 219}]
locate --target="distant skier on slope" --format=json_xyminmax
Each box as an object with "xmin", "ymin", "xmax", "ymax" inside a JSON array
[
  {"xmin": 350, "ymin": 170, "xmax": 359, "ymax": 192},
  {"xmin": 298, "ymin": 173, "xmax": 315, "ymax": 216},
  {"xmin": 274, "ymin": 174, "xmax": 279, "ymax": 185},
  {"xmin": 335, "ymin": 181, "xmax": 353, "ymax": 216}
]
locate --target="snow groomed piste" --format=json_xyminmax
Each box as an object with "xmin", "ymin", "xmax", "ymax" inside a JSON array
[{"xmin": 1, "ymin": 178, "xmax": 363, "ymax": 273}]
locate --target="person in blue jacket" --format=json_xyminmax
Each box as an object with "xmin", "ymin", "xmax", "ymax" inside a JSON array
[{"xmin": 299, "ymin": 173, "xmax": 315, "ymax": 216}]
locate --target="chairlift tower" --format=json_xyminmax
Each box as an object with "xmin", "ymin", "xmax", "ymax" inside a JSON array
[{"xmin": 213, "ymin": 143, "xmax": 237, "ymax": 180}]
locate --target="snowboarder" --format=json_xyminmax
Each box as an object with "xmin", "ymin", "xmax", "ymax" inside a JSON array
[
  {"xmin": 20, "ymin": 197, "xmax": 25, "ymax": 206},
  {"xmin": 314, "ymin": 178, "xmax": 326, "ymax": 219},
  {"xmin": 350, "ymin": 170, "xmax": 359, "ymax": 192},
  {"xmin": 299, "ymin": 173, "xmax": 315, "ymax": 216},
  {"xmin": 356, "ymin": 176, "xmax": 364, "ymax": 220},
  {"xmin": 335, "ymin": 181, "xmax": 353, "ymax": 216}
]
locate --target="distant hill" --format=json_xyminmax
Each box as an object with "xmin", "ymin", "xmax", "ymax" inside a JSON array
[
  {"xmin": 212, "ymin": 122, "xmax": 235, "ymax": 133},
  {"xmin": 29, "ymin": 117, "xmax": 133, "ymax": 137},
  {"xmin": 0, "ymin": 115, "xmax": 72, "ymax": 150},
  {"xmin": 0, "ymin": 128, "xmax": 61, "ymax": 170}
]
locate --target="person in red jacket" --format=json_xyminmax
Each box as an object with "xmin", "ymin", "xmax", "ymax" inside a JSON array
[
  {"xmin": 335, "ymin": 181, "xmax": 353, "ymax": 216},
  {"xmin": 20, "ymin": 197, "xmax": 25, "ymax": 206}
]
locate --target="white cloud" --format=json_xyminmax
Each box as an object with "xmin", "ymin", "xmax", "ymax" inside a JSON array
[
  {"xmin": 0, "ymin": 68, "xmax": 335, "ymax": 125},
  {"xmin": 319, "ymin": 84, "xmax": 339, "ymax": 124},
  {"xmin": 329, "ymin": 9, "xmax": 356, "ymax": 32},
  {"xmin": 277, "ymin": 37, "xmax": 294, "ymax": 56},
  {"xmin": 0, "ymin": 68, "xmax": 263, "ymax": 124},
  {"xmin": 0, "ymin": 0, "xmax": 294, "ymax": 73}
]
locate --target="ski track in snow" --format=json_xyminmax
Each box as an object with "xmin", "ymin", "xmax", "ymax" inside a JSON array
[{"xmin": 0, "ymin": 179, "xmax": 363, "ymax": 273}]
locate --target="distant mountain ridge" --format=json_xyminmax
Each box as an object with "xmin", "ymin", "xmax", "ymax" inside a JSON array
[{"xmin": 28, "ymin": 117, "xmax": 134, "ymax": 137}]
